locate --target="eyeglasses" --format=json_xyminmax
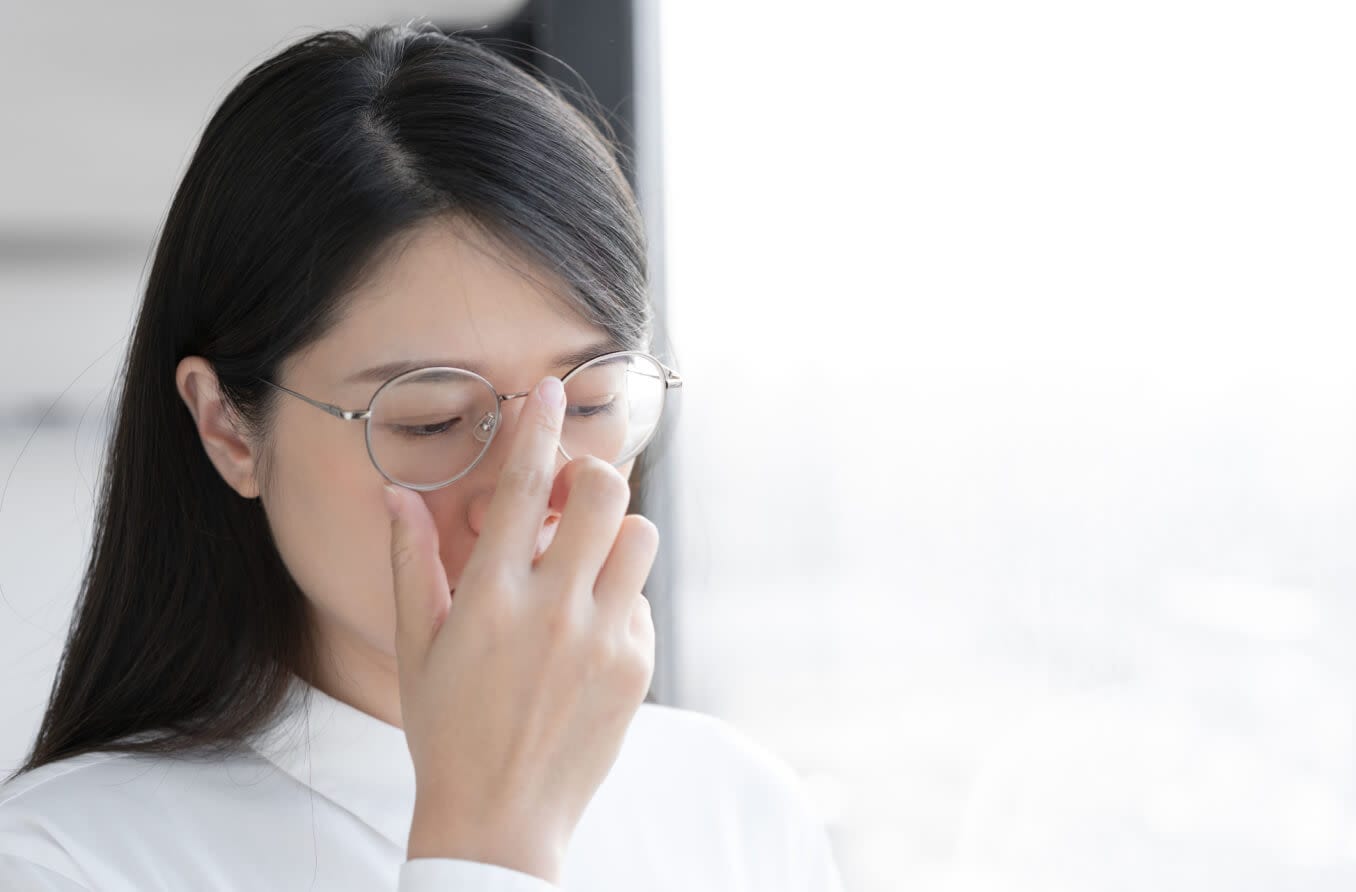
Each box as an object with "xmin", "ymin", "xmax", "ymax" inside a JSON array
[{"xmin": 258, "ymin": 350, "xmax": 683, "ymax": 492}]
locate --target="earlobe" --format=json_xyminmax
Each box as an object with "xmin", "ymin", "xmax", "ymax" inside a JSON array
[{"xmin": 174, "ymin": 356, "xmax": 261, "ymax": 500}]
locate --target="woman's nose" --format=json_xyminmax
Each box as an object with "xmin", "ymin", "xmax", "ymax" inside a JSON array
[
  {"xmin": 466, "ymin": 486, "xmax": 562, "ymax": 562},
  {"xmin": 465, "ymin": 398, "xmax": 565, "ymax": 561}
]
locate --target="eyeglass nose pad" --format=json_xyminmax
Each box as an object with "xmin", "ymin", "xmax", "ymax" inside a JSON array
[{"xmin": 473, "ymin": 411, "xmax": 497, "ymax": 444}]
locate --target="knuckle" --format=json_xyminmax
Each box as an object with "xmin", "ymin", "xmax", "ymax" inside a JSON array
[
  {"xmin": 575, "ymin": 454, "xmax": 610, "ymax": 471},
  {"xmin": 619, "ymin": 635, "xmax": 655, "ymax": 692},
  {"xmin": 623, "ymin": 515, "xmax": 660, "ymax": 551},
  {"xmin": 390, "ymin": 537, "xmax": 422, "ymax": 577},
  {"xmin": 475, "ymin": 597, "xmax": 516, "ymax": 639},
  {"xmin": 474, "ymin": 564, "xmax": 519, "ymax": 599},
  {"xmin": 585, "ymin": 633, "xmax": 621, "ymax": 677},
  {"xmin": 631, "ymin": 593, "xmax": 654, "ymax": 625},
  {"xmin": 628, "ymin": 595, "xmax": 655, "ymax": 638},
  {"xmin": 458, "ymin": 566, "xmax": 519, "ymax": 623},
  {"xmin": 501, "ymin": 464, "xmax": 551, "ymax": 501},
  {"xmin": 531, "ymin": 401, "xmax": 563, "ymax": 436},
  {"xmin": 577, "ymin": 459, "xmax": 630, "ymax": 506},
  {"xmin": 543, "ymin": 597, "xmax": 584, "ymax": 649}
]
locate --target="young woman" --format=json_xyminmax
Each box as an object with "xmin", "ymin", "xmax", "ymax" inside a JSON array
[{"xmin": 0, "ymin": 22, "xmax": 843, "ymax": 891}]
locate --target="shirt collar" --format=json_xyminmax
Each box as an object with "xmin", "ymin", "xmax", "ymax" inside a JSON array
[{"xmin": 246, "ymin": 671, "xmax": 416, "ymax": 851}]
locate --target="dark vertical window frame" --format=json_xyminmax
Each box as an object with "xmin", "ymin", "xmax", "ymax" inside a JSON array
[{"xmin": 447, "ymin": 1, "xmax": 682, "ymax": 706}]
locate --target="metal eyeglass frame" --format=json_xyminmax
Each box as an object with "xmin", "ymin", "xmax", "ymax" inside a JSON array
[{"xmin": 257, "ymin": 349, "xmax": 683, "ymax": 492}]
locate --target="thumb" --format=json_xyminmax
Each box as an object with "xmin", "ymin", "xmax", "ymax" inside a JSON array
[{"xmin": 383, "ymin": 483, "xmax": 452, "ymax": 675}]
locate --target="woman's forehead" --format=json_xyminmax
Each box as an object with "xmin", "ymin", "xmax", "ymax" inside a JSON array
[
  {"xmin": 294, "ymin": 218, "xmax": 611, "ymax": 387},
  {"xmin": 349, "ymin": 217, "xmax": 581, "ymax": 330}
]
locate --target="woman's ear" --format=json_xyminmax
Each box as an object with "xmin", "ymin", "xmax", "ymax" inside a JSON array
[{"xmin": 175, "ymin": 356, "xmax": 262, "ymax": 499}]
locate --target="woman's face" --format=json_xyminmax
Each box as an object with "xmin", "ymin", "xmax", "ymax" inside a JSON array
[{"xmin": 253, "ymin": 217, "xmax": 635, "ymax": 708}]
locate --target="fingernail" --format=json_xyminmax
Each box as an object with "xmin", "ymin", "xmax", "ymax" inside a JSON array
[
  {"xmin": 382, "ymin": 483, "xmax": 402, "ymax": 520},
  {"xmin": 537, "ymin": 376, "xmax": 565, "ymax": 409}
]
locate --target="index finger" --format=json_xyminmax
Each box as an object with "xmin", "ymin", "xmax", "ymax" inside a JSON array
[{"xmin": 471, "ymin": 374, "xmax": 567, "ymax": 570}]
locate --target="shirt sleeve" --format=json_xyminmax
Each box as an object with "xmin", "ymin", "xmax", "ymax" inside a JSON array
[
  {"xmin": 0, "ymin": 855, "xmax": 93, "ymax": 891},
  {"xmin": 796, "ymin": 815, "xmax": 847, "ymax": 892},
  {"xmin": 776, "ymin": 759, "xmax": 847, "ymax": 892},
  {"xmin": 398, "ymin": 858, "xmax": 560, "ymax": 891}
]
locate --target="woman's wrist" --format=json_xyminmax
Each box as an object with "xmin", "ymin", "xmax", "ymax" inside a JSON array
[{"xmin": 407, "ymin": 797, "xmax": 566, "ymax": 885}]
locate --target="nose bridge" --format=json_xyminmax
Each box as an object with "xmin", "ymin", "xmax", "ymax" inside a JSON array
[
  {"xmin": 465, "ymin": 389, "xmax": 564, "ymax": 539},
  {"xmin": 479, "ymin": 389, "xmax": 538, "ymax": 472},
  {"xmin": 493, "ymin": 390, "xmax": 531, "ymax": 437}
]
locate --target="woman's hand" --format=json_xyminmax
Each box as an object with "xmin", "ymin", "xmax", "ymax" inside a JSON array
[{"xmin": 384, "ymin": 374, "xmax": 658, "ymax": 885}]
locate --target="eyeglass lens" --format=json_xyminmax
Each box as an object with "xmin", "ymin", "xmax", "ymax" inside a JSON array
[{"xmin": 366, "ymin": 353, "xmax": 666, "ymax": 489}]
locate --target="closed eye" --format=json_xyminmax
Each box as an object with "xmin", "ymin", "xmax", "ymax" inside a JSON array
[
  {"xmin": 391, "ymin": 417, "xmax": 462, "ymax": 437},
  {"xmin": 567, "ymin": 396, "xmax": 617, "ymax": 418}
]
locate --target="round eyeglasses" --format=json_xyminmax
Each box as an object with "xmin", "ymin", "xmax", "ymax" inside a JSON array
[{"xmin": 258, "ymin": 350, "xmax": 683, "ymax": 492}]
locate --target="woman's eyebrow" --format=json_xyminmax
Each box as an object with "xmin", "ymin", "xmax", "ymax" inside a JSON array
[{"xmin": 343, "ymin": 339, "xmax": 624, "ymax": 385}]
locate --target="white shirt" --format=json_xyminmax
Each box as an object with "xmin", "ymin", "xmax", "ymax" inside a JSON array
[{"xmin": 0, "ymin": 672, "xmax": 845, "ymax": 890}]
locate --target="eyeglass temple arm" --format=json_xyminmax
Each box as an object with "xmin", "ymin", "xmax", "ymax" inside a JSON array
[{"xmin": 259, "ymin": 378, "xmax": 371, "ymax": 421}]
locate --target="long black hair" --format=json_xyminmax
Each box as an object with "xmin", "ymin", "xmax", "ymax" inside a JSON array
[{"xmin": 7, "ymin": 21, "xmax": 664, "ymax": 783}]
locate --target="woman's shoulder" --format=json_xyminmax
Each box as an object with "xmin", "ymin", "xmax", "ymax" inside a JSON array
[
  {"xmin": 632, "ymin": 701, "xmax": 788, "ymax": 766},
  {"xmin": 0, "ymin": 742, "xmax": 274, "ymax": 846},
  {"xmin": 0, "ymin": 743, "xmax": 287, "ymax": 886},
  {"xmin": 626, "ymin": 702, "xmax": 819, "ymax": 817},
  {"xmin": 599, "ymin": 703, "xmax": 844, "ymax": 889},
  {"xmin": 0, "ymin": 750, "xmax": 153, "ymax": 885},
  {"xmin": 0, "ymin": 749, "xmax": 141, "ymax": 820}
]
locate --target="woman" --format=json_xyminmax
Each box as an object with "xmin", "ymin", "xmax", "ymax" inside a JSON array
[{"xmin": 0, "ymin": 21, "xmax": 843, "ymax": 892}]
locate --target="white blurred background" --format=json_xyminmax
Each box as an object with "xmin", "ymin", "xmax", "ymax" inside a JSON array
[{"xmin": 5, "ymin": 2, "xmax": 1356, "ymax": 890}]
